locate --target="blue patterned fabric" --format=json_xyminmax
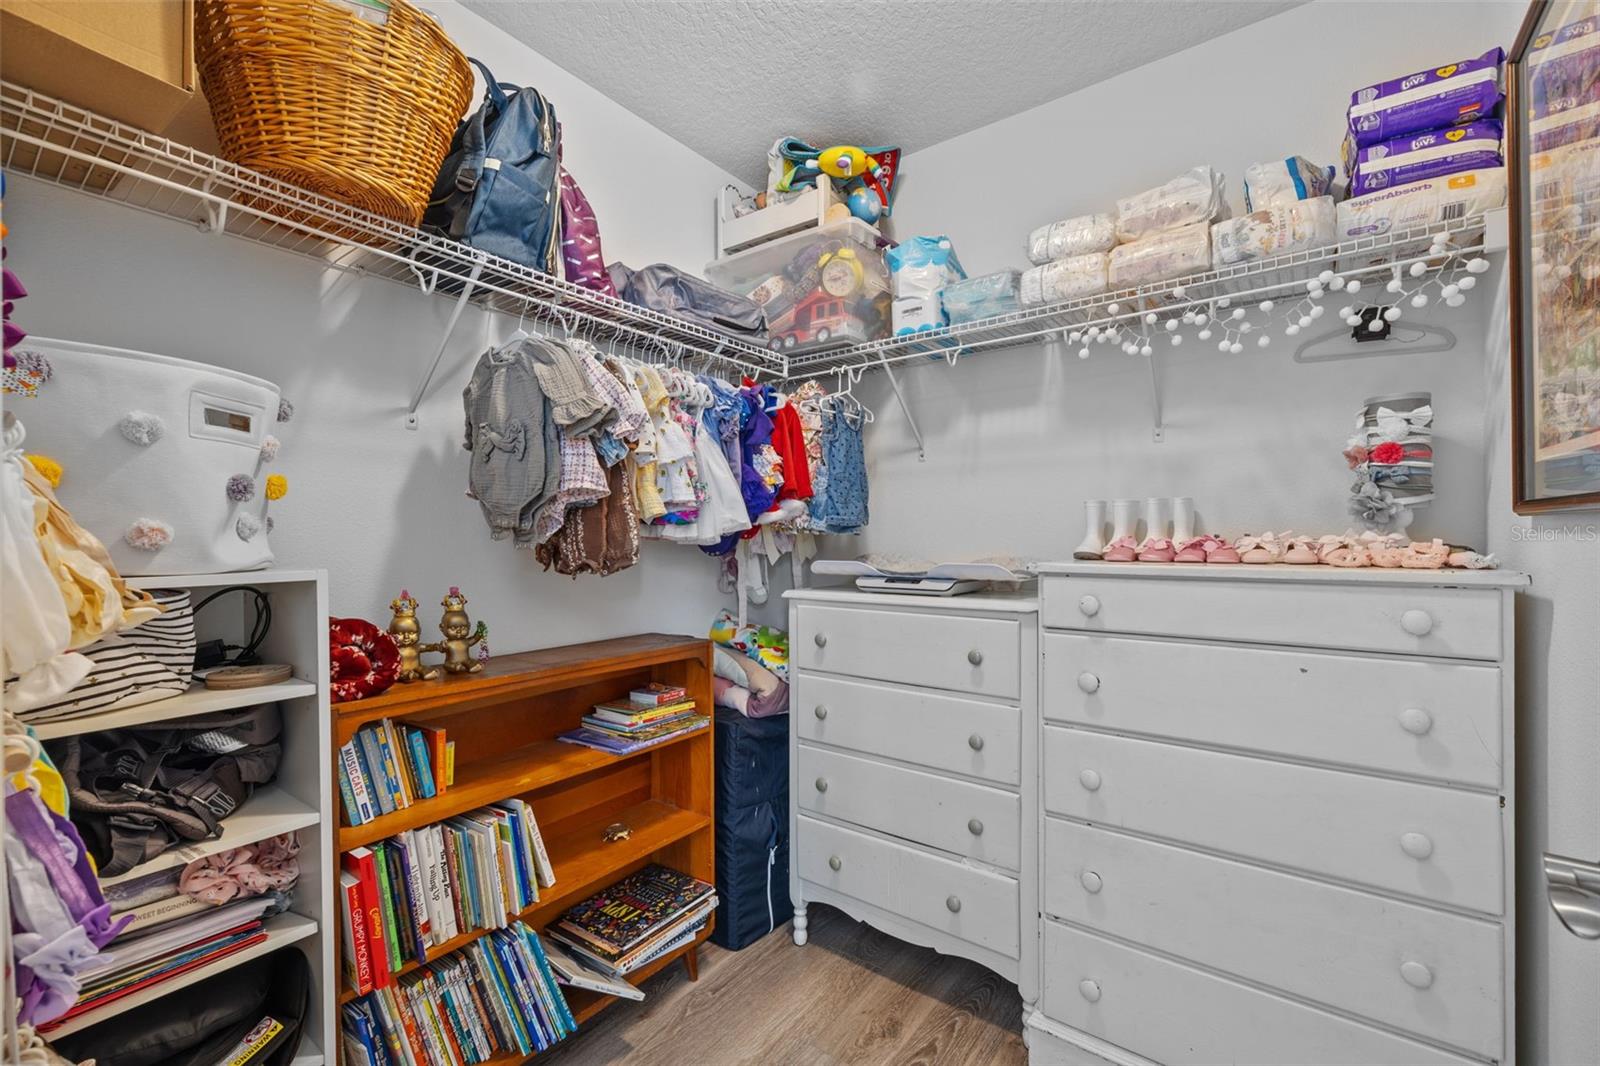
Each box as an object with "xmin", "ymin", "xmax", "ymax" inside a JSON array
[{"xmin": 810, "ymin": 410, "xmax": 868, "ymax": 533}]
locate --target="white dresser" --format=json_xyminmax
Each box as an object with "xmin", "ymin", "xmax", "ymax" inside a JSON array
[
  {"xmin": 1027, "ymin": 562, "xmax": 1526, "ymax": 1066},
  {"xmin": 785, "ymin": 587, "xmax": 1040, "ymax": 1012}
]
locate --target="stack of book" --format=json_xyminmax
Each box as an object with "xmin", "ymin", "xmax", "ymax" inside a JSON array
[
  {"xmin": 556, "ymin": 683, "xmax": 710, "ymax": 756},
  {"xmin": 342, "ymin": 920, "xmax": 575, "ymax": 1066},
  {"xmin": 547, "ymin": 864, "xmax": 717, "ymax": 979},
  {"xmin": 339, "ymin": 718, "xmax": 454, "ymax": 827},
  {"xmin": 341, "ymin": 801, "xmax": 554, "ymax": 995}
]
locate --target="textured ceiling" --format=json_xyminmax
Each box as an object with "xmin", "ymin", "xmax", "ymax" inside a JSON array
[{"xmin": 461, "ymin": 0, "xmax": 1304, "ymax": 186}]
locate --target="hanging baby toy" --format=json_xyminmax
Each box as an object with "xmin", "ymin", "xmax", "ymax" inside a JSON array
[
  {"xmin": 772, "ymin": 137, "xmax": 901, "ymax": 223},
  {"xmin": 435, "ymin": 587, "xmax": 488, "ymax": 674}
]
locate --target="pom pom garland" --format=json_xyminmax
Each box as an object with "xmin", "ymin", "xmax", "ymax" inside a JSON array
[
  {"xmin": 125, "ymin": 518, "xmax": 174, "ymax": 551},
  {"xmin": 265, "ymin": 474, "xmax": 288, "ymax": 501},
  {"xmin": 118, "ymin": 411, "xmax": 165, "ymax": 446},
  {"xmin": 226, "ymin": 474, "xmax": 255, "ymax": 502},
  {"xmin": 25, "ymin": 454, "xmax": 61, "ymax": 487}
]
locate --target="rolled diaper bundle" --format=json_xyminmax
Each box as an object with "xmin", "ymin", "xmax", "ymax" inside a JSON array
[
  {"xmin": 1108, "ymin": 223, "xmax": 1211, "ymax": 289},
  {"xmin": 1211, "ymin": 197, "xmax": 1336, "ymax": 268},
  {"xmin": 1243, "ymin": 157, "xmax": 1336, "ymax": 211},
  {"xmin": 1025, "ymin": 212, "xmax": 1117, "ymax": 264},
  {"xmin": 1334, "ymin": 168, "xmax": 1506, "ymax": 271},
  {"xmin": 1020, "ymin": 253, "xmax": 1108, "ymax": 308},
  {"xmin": 1115, "ymin": 166, "xmax": 1226, "ymax": 243},
  {"xmin": 1347, "ymin": 47, "xmax": 1504, "ymax": 148},
  {"xmin": 1348, "ymin": 121, "xmax": 1503, "ymax": 196}
]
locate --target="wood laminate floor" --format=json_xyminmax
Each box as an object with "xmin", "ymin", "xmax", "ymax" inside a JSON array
[{"xmin": 539, "ymin": 903, "xmax": 1028, "ymax": 1066}]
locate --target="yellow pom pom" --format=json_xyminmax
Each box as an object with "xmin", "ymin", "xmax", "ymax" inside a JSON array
[
  {"xmin": 26, "ymin": 454, "xmax": 62, "ymax": 488},
  {"xmin": 265, "ymin": 474, "xmax": 288, "ymax": 501}
]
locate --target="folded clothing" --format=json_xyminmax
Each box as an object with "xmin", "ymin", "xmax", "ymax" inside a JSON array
[
  {"xmin": 608, "ymin": 262, "xmax": 767, "ymax": 337},
  {"xmin": 713, "ymin": 644, "xmax": 781, "ymax": 699},
  {"xmin": 1212, "ymin": 196, "xmax": 1336, "ymax": 268},
  {"xmin": 1348, "ymin": 47, "xmax": 1504, "ymax": 148},
  {"xmin": 1243, "ymin": 156, "xmax": 1336, "ymax": 211},
  {"xmin": 1025, "ymin": 212, "xmax": 1116, "ymax": 264},
  {"xmin": 887, "ymin": 235, "xmax": 965, "ymax": 299},
  {"xmin": 1348, "ymin": 120, "xmax": 1502, "ymax": 196},
  {"xmin": 1335, "ymin": 168, "xmax": 1506, "ymax": 271},
  {"xmin": 1115, "ymin": 166, "xmax": 1225, "ymax": 243},
  {"xmin": 1020, "ymin": 253, "xmax": 1108, "ymax": 307},
  {"xmin": 1108, "ymin": 222, "xmax": 1211, "ymax": 289},
  {"xmin": 942, "ymin": 271, "xmax": 1021, "ymax": 324}
]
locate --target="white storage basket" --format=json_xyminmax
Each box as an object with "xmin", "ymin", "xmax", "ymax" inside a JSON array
[{"xmin": 18, "ymin": 337, "xmax": 286, "ymax": 576}]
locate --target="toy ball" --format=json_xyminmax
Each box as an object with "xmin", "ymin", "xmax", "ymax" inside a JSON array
[
  {"xmin": 818, "ymin": 145, "xmax": 870, "ymax": 179},
  {"xmin": 847, "ymin": 187, "xmax": 883, "ymax": 223}
]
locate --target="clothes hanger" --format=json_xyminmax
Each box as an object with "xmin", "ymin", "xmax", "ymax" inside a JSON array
[{"xmin": 1293, "ymin": 321, "xmax": 1458, "ymax": 363}]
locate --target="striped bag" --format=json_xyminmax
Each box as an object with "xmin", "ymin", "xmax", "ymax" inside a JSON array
[{"xmin": 17, "ymin": 589, "xmax": 196, "ymax": 724}]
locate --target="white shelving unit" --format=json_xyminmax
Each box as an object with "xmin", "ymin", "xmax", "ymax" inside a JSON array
[{"xmin": 16, "ymin": 569, "xmax": 333, "ymax": 1063}]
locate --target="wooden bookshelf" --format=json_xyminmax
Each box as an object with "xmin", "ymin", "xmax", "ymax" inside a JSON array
[{"xmin": 332, "ymin": 634, "xmax": 716, "ymax": 1045}]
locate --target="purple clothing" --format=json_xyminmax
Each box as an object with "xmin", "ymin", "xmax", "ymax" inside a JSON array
[{"xmin": 702, "ymin": 386, "xmax": 778, "ymax": 556}]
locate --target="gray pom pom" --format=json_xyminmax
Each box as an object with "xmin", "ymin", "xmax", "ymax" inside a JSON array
[
  {"xmin": 276, "ymin": 398, "xmax": 294, "ymax": 423},
  {"xmin": 236, "ymin": 513, "xmax": 263, "ymax": 541},
  {"xmin": 226, "ymin": 474, "xmax": 255, "ymax": 502},
  {"xmin": 119, "ymin": 411, "xmax": 166, "ymax": 446}
]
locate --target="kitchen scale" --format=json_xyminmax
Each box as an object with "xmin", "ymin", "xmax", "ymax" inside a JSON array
[{"xmin": 811, "ymin": 560, "xmax": 1030, "ymax": 596}]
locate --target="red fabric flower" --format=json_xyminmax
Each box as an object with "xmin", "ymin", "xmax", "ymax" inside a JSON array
[
  {"xmin": 329, "ymin": 617, "xmax": 400, "ymax": 702},
  {"xmin": 1371, "ymin": 441, "xmax": 1404, "ymax": 464}
]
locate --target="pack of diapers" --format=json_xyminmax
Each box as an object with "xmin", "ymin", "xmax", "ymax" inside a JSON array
[
  {"xmin": 1020, "ymin": 254, "xmax": 1108, "ymax": 307},
  {"xmin": 887, "ymin": 235, "xmax": 965, "ymax": 299},
  {"xmin": 1212, "ymin": 197, "xmax": 1337, "ymax": 268},
  {"xmin": 1526, "ymin": 15, "xmax": 1600, "ymax": 152},
  {"xmin": 1335, "ymin": 168, "xmax": 1506, "ymax": 270},
  {"xmin": 893, "ymin": 295, "xmax": 945, "ymax": 335},
  {"xmin": 1108, "ymin": 223, "xmax": 1212, "ymax": 289},
  {"xmin": 942, "ymin": 271, "xmax": 1021, "ymax": 324},
  {"xmin": 1116, "ymin": 166, "xmax": 1226, "ymax": 243},
  {"xmin": 1243, "ymin": 157, "xmax": 1336, "ymax": 211},
  {"xmin": 1349, "ymin": 121, "xmax": 1502, "ymax": 195},
  {"xmin": 1348, "ymin": 47, "xmax": 1504, "ymax": 148},
  {"xmin": 1025, "ymin": 212, "xmax": 1116, "ymax": 264}
]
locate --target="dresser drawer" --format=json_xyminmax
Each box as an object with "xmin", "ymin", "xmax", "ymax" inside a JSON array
[
  {"xmin": 1043, "ymin": 819, "xmax": 1503, "ymax": 1058},
  {"xmin": 1043, "ymin": 728, "xmax": 1503, "ymax": 913},
  {"xmin": 794, "ymin": 604, "xmax": 1021, "ymax": 699},
  {"xmin": 798, "ymin": 744, "xmax": 1021, "ymax": 870},
  {"xmin": 1041, "ymin": 575, "xmax": 1502, "ymax": 660},
  {"xmin": 1042, "ymin": 632, "xmax": 1504, "ymax": 788},
  {"xmin": 798, "ymin": 815, "xmax": 1019, "ymax": 958},
  {"xmin": 1041, "ymin": 920, "xmax": 1476, "ymax": 1066},
  {"xmin": 796, "ymin": 673, "xmax": 1021, "ymax": 785}
]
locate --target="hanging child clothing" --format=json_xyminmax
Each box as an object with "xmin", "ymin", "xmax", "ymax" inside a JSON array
[{"xmin": 462, "ymin": 339, "xmax": 560, "ymax": 544}]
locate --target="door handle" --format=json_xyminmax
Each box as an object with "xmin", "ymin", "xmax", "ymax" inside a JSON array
[{"xmin": 1546, "ymin": 852, "xmax": 1600, "ymax": 940}]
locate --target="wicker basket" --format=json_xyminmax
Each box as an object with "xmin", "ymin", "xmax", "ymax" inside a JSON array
[{"xmin": 195, "ymin": 0, "xmax": 473, "ymax": 227}]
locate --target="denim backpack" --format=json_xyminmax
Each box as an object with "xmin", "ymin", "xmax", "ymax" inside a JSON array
[{"xmin": 425, "ymin": 59, "xmax": 562, "ymax": 274}]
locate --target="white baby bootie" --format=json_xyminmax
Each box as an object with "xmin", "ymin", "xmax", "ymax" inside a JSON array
[{"xmin": 1073, "ymin": 499, "xmax": 1108, "ymax": 560}]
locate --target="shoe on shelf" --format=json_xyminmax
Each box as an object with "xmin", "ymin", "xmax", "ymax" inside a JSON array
[
  {"xmin": 1136, "ymin": 537, "xmax": 1177, "ymax": 562},
  {"xmin": 1234, "ymin": 531, "xmax": 1284, "ymax": 564},
  {"xmin": 1447, "ymin": 546, "xmax": 1499, "ymax": 569},
  {"xmin": 1102, "ymin": 536, "xmax": 1139, "ymax": 563},
  {"xmin": 1175, "ymin": 535, "xmax": 1239, "ymax": 563},
  {"xmin": 1281, "ymin": 534, "xmax": 1320, "ymax": 565},
  {"xmin": 1316, "ymin": 533, "xmax": 1371, "ymax": 568},
  {"xmin": 1073, "ymin": 499, "xmax": 1108, "ymax": 560},
  {"xmin": 1401, "ymin": 538, "xmax": 1450, "ymax": 569},
  {"xmin": 1359, "ymin": 530, "xmax": 1408, "ymax": 568}
]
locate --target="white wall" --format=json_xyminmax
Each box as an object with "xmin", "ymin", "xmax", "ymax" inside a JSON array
[
  {"xmin": 848, "ymin": 1, "xmax": 1523, "ymax": 561},
  {"xmin": 6, "ymin": 0, "xmax": 748, "ymax": 650}
]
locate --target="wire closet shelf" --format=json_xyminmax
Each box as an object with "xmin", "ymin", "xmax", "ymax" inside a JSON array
[{"xmin": 2, "ymin": 82, "xmax": 1494, "ymax": 387}]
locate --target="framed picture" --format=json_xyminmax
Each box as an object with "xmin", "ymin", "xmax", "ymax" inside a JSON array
[{"xmin": 1510, "ymin": 0, "xmax": 1600, "ymax": 511}]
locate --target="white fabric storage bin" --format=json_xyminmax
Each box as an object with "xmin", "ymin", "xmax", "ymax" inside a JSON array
[{"xmin": 19, "ymin": 337, "xmax": 284, "ymax": 576}]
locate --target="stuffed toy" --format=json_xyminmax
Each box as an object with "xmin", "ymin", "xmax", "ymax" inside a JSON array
[{"xmin": 329, "ymin": 617, "xmax": 400, "ymax": 702}]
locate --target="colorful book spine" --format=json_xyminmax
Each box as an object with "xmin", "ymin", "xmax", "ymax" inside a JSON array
[
  {"xmin": 404, "ymin": 727, "xmax": 437, "ymax": 799},
  {"xmin": 340, "ymin": 872, "xmax": 373, "ymax": 995},
  {"xmin": 356, "ymin": 729, "xmax": 395, "ymax": 817}
]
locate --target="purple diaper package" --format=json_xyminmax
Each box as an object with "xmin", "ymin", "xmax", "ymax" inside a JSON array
[
  {"xmin": 1528, "ymin": 15, "xmax": 1600, "ymax": 153},
  {"xmin": 1349, "ymin": 120, "xmax": 1503, "ymax": 195},
  {"xmin": 1348, "ymin": 48, "xmax": 1504, "ymax": 147}
]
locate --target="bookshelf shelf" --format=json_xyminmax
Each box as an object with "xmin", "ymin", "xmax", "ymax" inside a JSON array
[
  {"xmin": 29, "ymin": 677, "xmax": 319, "ymax": 741},
  {"xmin": 333, "ymin": 634, "xmax": 716, "ymax": 1049},
  {"xmin": 337, "ymin": 722, "xmax": 709, "ymax": 851}
]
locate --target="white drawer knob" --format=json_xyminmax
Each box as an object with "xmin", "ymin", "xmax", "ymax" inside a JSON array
[
  {"xmin": 1400, "ymin": 609, "xmax": 1434, "ymax": 636},
  {"xmin": 946, "ymin": 895, "xmax": 962, "ymax": 913},
  {"xmin": 1400, "ymin": 832, "xmax": 1434, "ymax": 860},
  {"xmin": 1079, "ymin": 769, "xmax": 1102, "ymax": 792},
  {"xmin": 968, "ymin": 818, "xmax": 984, "ymax": 836},
  {"xmin": 1080, "ymin": 870, "xmax": 1103, "ymax": 894},
  {"xmin": 967, "ymin": 648, "xmax": 984, "ymax": 666},
  {"xmin": 814, "ymin": 704, "xmax": 828, "ymax": 720},
  {"xmin": 1079, "ymin": 979, "xmax": 1102, "ymax": 1003},
  {"xmin": 814, "ymin": 777, "xmax": 829, "ymax": 793},
  {"xmin": 1077, "ymin": 671, "xmax": 1101, "ymax": 694},
  {"xmin": 814, "ymin": 632, "xmax": 828, "ymax": 647},
  {"xmin": 828, "ymin": 855, "xmax": 842, "ymax": 871},
  {"xmin": 1078, "ymin": 594, "xmax": 1102, "ymax": 617},
  {"xmin": 1400, "ymin": 960, "xmax": 1433, "ymax": 989},
  {"xmin": 968, "ymin": 733, "xmax": 985, "ymax": 752},
  {"xmin": 1398, "ymin": 707, "xmax": 1433, "ymax": 736}
]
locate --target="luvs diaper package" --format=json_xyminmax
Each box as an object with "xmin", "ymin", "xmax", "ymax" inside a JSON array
[
  {"xmin": 1334, "ymin": 168, "xmax": 1506, "ymax": 271},
  {"xmin": 1347, "ymin": 47, "xmax": 1504, "ymax": 148},
  {"xmin": 1115, "ymin": 166, "xmax": 1226, "ymax": 243},
  {"xmin": 1349, "ymin": 121, "xmax": 1503, "ymax": 195}
]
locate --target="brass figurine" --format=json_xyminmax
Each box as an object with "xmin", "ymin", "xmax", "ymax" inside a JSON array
[
  {"xmin": 387, "ymin": 590, "xmax": 440, "ymax": 683},
  {"xmin": 436, "ymin": 586, "xmax": 488, "ymax": 674}
]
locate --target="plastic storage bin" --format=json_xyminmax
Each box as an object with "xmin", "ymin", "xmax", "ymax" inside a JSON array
[{"xmin": 706, "ymin": 219, "xmax": 891, "ymax": 354}]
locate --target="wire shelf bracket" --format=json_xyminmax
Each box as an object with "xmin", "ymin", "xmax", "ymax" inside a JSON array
[{"xmin": 407, "ymin": 255, "xmax": 486, "ymax": 429}]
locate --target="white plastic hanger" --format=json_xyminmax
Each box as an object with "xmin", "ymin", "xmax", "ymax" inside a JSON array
[{"xmin": 1293, "ymin": 321, "xmax": 1458, "ymax": 364}]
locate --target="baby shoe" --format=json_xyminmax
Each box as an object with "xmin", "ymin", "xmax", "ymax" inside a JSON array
[
  {"xmin": 1102, "ymin": 536, "xmax": 1139, "ymax": 563},
  {"xmin": 1447, "ymin": 546, "xmax": 1499, "ymax": 569},
  {"xmin": 1359, "ymin": 530, "xmax": 1408, "ymax": 568},
  {"xmin": 1316, "ymin": 533, "xmax": 1371, "ymax": 568},
  {"xmin": 1234, "ymin": 531, "xmax": 1284, "ymax": 564},
  {"xmin": 1176, "ymin": 534, "xmax": 1239, "ymax": 563},
  {"xmin": 1136, "ymin": 537, "xmax": 1177, "ymax": 562},
  {"xmin": 1401, "ymin": 538, "xmax": 1450, "ymax": 569},
  {"xmin": 1281, "ymin": 533, "xmax": 1319, "ymax": 565}
]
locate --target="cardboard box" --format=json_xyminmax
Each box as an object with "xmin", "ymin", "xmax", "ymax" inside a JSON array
[{"xmin": 2, "ymin": 1, "xmax": 197, "ymax": 188}]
